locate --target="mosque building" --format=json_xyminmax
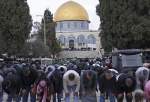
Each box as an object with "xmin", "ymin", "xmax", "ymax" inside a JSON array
[{"xmin": 54, "ymin": 1, "xmax": 102, "ymax": 58}]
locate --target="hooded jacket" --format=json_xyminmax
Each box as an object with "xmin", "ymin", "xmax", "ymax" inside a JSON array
[
  {"xmin": 136, "ymin": 67, "xmax": 149, "ymax": 87},
  {"xmin": 116, "ymin": 73, "xmax": 136, "ymax": 93},
  {"xmin": 3, "ymin": 72, "xmax": 21, "ymax": 94},
  {"xmin": 98, "ymin": 72, "xmax": 116, "ymax": 93},
  {"xmin": 63, "ymin": 70, "xmax": 80, "ymax": 93},
  {"xmin": 21, "ymin": 67, "xmax": 38, "ymax": 89},
  {"xmin": 81, "ymin": 70, "xmax": 97, "ymax": 91},
  {"xmin": 50, "ymin": 69, "xmax": 63, "ymax": 93}
]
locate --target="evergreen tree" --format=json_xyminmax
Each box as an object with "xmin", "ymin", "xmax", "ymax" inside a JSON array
[
  {"xmin": 0, "ymin": 0, "xmax": 32, "ymax": 55},
  {"xmin": 20, "ymin": 36, "xmax": 50, "ymax": 58},
  {"xmin": 96, "ymin": 0, "xmax": 150, "ymax": 52},
  {"xmin": 38, "ymin": 9, "xmax": 61, "ymax": 58}
]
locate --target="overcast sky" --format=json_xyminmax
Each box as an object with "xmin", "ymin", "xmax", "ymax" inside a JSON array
[{"xmin": 27, "ymin": 0, "xmax": 100, "ymax": 30}]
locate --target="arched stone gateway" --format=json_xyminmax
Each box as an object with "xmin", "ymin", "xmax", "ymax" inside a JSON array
[
  {"xmin": 69, "ymin": 40, "xmax": 75, "ymax": 50},
  {"xmin": 68, "ymin": 35, "xmax": 76, "ymax": 50}
]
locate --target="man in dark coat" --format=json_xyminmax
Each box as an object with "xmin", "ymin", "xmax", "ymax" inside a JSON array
[
  {"xmin": 51, "ymin": 69, "xmax": 64, "ymax": 102},
  {"xmin": 20, "ymin": 64, "xmax": 38, "ymax": 102},
  {"xmin": 98, "ymin": 70, "xmax": 116, "ymax": 102},
  {"xmin": 81, "ymin": 70, "xmax": 97, "ymax": 102},
  {"xmin": 3, "ymin": 69, "xmax": 21, "ymax": 102},
  {"xmin": 116, "ymin": 73, "xmax": 136, "ymax": 102}
]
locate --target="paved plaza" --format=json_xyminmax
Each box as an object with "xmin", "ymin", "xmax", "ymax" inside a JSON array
[{"xmin": 2, "ymin": 91, "xmax": 146, "ymax": 102}]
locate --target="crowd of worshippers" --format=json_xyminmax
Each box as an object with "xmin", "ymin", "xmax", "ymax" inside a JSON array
[{"xmin": 0, "ymin": 58, "xmax": 150, "ymax": 102}]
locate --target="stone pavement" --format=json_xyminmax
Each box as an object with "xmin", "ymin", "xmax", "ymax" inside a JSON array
[{"xmin": 2, "ymin": 92, "xmax": 146, "ymax": 102}]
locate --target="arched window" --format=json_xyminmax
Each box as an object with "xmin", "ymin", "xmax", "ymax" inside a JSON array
[
  {"xmin": 58, "ymin": 35, "xmax": 66, "ymax": 46},
  {"xmin": 77, "ymin": 35, "xmax": 85, "ymax": 46},
  {"xmin": 87, "ymin": 35, "xmax": 96, "ymax": 44}
]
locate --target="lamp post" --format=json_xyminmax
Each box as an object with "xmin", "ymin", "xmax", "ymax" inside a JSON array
[{"xmin": 36, "ymin": 15, "xmax": 46, "ymax": 45}]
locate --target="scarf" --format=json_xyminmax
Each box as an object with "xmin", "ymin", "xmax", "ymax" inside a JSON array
[{"xmin": 37, "ymin": 80, "xmax": 48, "ymax": 102}]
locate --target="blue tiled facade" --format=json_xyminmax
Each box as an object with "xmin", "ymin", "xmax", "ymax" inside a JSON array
[{"xmin": 56, "ymin": 21, "xmax": 89, "ymax": 32}]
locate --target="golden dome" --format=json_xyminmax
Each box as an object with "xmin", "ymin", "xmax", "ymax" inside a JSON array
[{"xmin": 54, "ymin": 1, "xmax": 89, "ymax": 22}]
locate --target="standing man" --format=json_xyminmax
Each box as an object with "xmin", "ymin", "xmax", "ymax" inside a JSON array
[{"xmin": 63, "ymin": 70, "xmax": 80, "ymax": 102}]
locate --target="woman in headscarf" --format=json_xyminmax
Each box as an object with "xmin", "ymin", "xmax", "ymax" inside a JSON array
[
  {"xmin": 36, "ymin": 80, "xmax": 49, "ymax": 102},
  {"xmin": 144, "ymin": 80, "xmax": 150, "ymax": 102}
]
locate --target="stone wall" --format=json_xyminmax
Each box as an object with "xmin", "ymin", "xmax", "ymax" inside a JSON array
[{"xmin": 58, "ymin": 51, "xmax": 101, "ymax": 58}]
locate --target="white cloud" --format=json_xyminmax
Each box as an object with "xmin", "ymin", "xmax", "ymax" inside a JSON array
[{"xmin": 27, "ymin": 0, "xmax": 100, "ymax": 30}]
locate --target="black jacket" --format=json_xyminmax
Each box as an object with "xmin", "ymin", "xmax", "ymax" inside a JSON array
[
  {"xmin": 98, "ymin": 73, "xmax": 116, "ymax": 93},
  {"xmin": 81, "ymin": 70, "xmax": 97, "ymax": 91},
  {"xmin": 50, "ymin": 69, "xmax": 63, "ymax": 93},
  {"xmin": 3, "ymin": 73, "xmax": 21, "ymax": 94},
  {"xmin": 21, "ymin": 68, "xmax": 38, "ymax": 89},
  {"xmin": 116, "ymin": 73, "xmax": 136, "ymax": 93}
]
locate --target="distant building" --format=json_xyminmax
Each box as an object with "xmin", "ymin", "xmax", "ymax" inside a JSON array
[{"xmin": 54, "ymin": 1, "xmax": 102, "ymax": 58}]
